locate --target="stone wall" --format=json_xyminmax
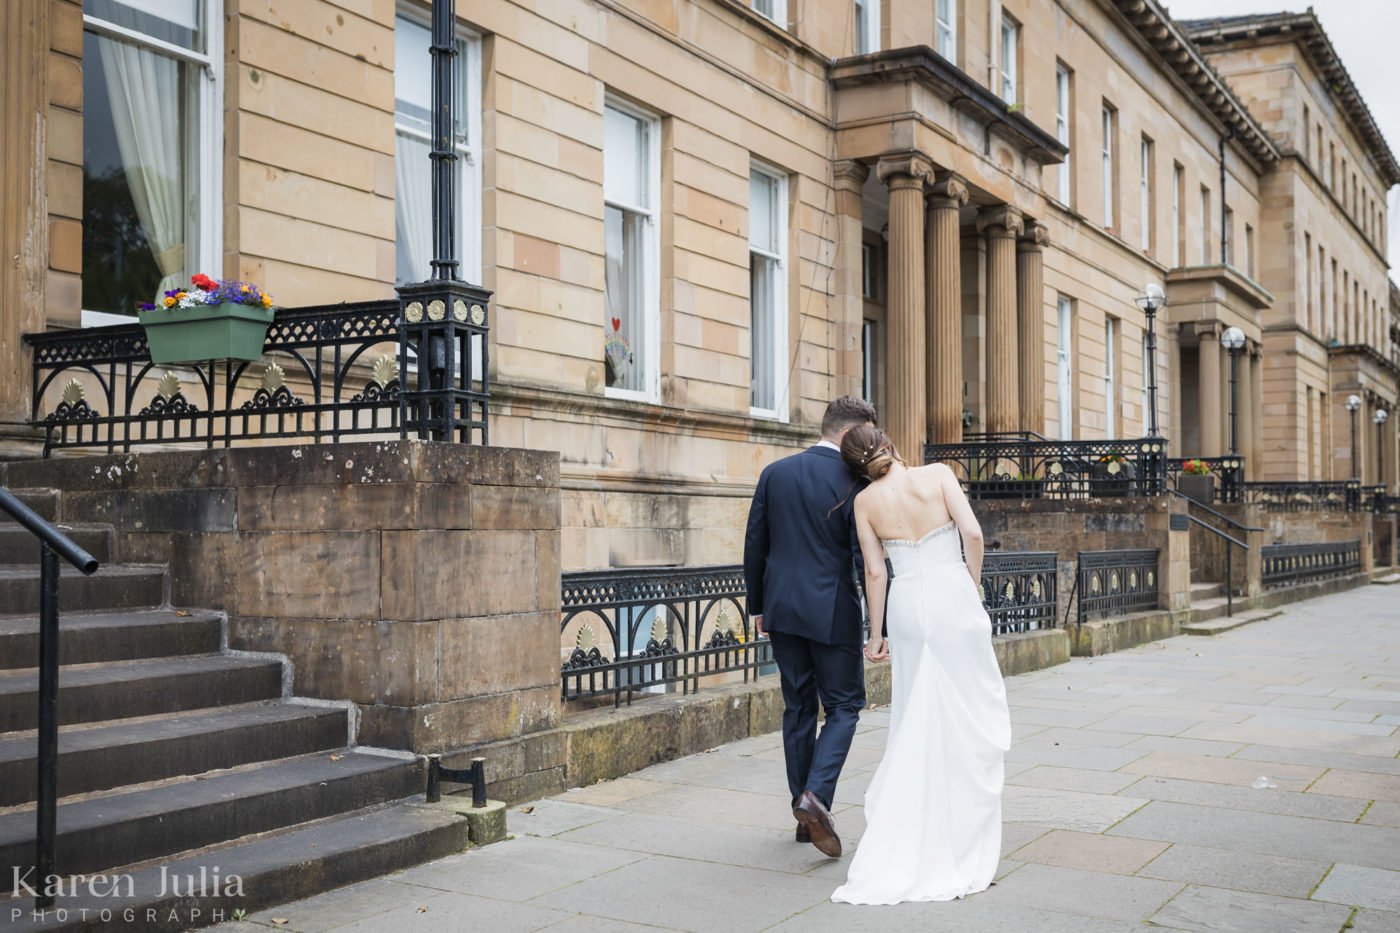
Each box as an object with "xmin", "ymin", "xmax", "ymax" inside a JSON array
[{"xmin": 1, "ymin": 440, "xmax": 561, "ymax": 754}]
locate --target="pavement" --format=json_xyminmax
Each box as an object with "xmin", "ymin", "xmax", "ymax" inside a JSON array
[{"xmin": 222, "ymin": 583, "xmax": 1400, "ymax": 933}]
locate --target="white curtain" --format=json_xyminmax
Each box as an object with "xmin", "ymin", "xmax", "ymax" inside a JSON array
[
  {"xmin": 395, "ymin": 132, "xmax": 432, "ymax": 284},
  {"xmin": 96, "ymin": 33, "xmax": 186, "ymax": 297}
]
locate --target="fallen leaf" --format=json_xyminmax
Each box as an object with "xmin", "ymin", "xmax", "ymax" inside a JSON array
[
  {"xmin": 271, "ymin": 920, "xmax": 288, "ymax": 926},
  {"xmin": 175, "ymin": 610, "xmax": 190, "ymax": 617},
  {"xmin": 519, "ymin": 806, "xmax": 535, "ymax": 814},
  {"xmin": 417, "ymin": 906, "xmax": 429, "ymax": 914},
  {"xmin": 328, "ymin": 754, "xmax": 343, "ymax": 761}
]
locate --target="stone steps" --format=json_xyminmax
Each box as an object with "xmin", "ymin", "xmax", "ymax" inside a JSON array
[
  {"xmin": 0, "ymin": 609, "xmax": 223, "ymax": 670},
  {"xmin": 0, "ymin": 750, "xmax": 423, "ymax": 894},
  {"xmin": 1181, "ymin": 607, "xmax": 1283, "ymax": 636},
  {"xmin": 0, "ymin": 524, "xmax": 111, "ymax": 564},
  {"xmin": 0, "ymin": 489, "xmax": 60, "ymax": 524},
  {"xmin": 0, "ymin": 564, "xmax": 166, "ymax": 617},
  {"xmin": 0, "ymin": 701, "xmax": 348, "ymax": 807}
]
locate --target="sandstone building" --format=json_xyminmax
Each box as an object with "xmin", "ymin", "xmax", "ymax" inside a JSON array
[{"xmin": 1, "ymin": 0, "xmax": 1396, "ymax": 571}]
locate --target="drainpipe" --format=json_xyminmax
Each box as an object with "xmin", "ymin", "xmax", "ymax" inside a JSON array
[{"xmin": 1219, "ymin": 126, "xmax": 1235, "ymax": 265}]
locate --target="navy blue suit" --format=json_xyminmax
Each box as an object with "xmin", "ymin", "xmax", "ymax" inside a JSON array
[{"xmin": 744, "ymin": 445, "xmax": 866, "ymax": 809}]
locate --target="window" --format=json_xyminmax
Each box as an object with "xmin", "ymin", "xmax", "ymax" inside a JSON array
[
  {"xmin": 1304, "ymin": 233, "xmax": 1312, "ymax": 331},
  {"xmin": 751, "ymin": 0, "xmax": 785, "ymax": 25},
  {"xmin": 1139, "ymin": 136, "xmax": 1154, "ymax": 252},
  {"xmin": 395, "ymin": 12, "xmax": 481, "ymax": 287},
  {"xmin": 1329, "ymin": 141, "xmax": 1336, "ymax": 189},
  {"xmin": 1246, "ymin": 224, "xmax": 1255, "ymax": 279},
  {"xmin": 854, "ymin": 0, "xmax": 880, "ymax": 54},
  {"xmin": 1104, "ymin": 316, "xmax": 1118, "ymax": 440},
  {"xmin": 1331, "ymin": 258, "xmax": 1339, "ymax": 339},
  {"xmin": 1318, "ymin": 244, "xmax": 1326, "ymax": 334},
  {"xmin": 1302, "ymin": 103, "xmax": 1311, "ymax": 161},
  {"xmin": 603, "ymin": 99, "xmax": 660, "ymax": 399},
  {"xmin": 1101, "ymin": 105, "xmax": 1116, "ymax": 229},
  {"xmin": 1317, "ymin": 124, "xmax": 1324, "ymax": 176},
  {"xmin": 861, "ymin": 242, "xmax": 876, "ymax": 299},
  {"xmin": 1057, "ymin": 296, "xmax": 1074, "ymax": 439},
  {"xmin": 999, "ymin": 14, "xmax": 1019, "ymax": 104},
  {"xmin": 936, "ymin": 0, "xmax": 956, "ymax": 60},
  {"xmin": 1056, "ymin": 65, "xmax": 1072, "ymax": 204},
  {"xmin": 81, "ymin": 0, "xmax": 221, "ymax": 320},
  {"xmin": 749, "ymin": 164, "xmax": 788, "ymax": 418},
  {"xmin": 1172, "ymin": 163, "xmax": 1184, "ymax": 266},
  {"xmin": 1222, "ymin": 205, "xmax": 1233, "ymax": 266},
  {"xmin": 1199, "ymin": 186, "xmax": 1211, "ymax": 265},
  {"xmin": 862, "ymin": 320, "xmax": 876, "ymax": 404}
]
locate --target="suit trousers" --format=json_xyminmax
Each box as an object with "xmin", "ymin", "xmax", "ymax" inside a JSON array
[{"xmin": 767, "ymin": 630, "xmax": 866, "ymax": 810}]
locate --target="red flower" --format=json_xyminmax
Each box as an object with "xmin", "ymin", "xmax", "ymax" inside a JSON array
[{"xmin": 190, "ymin": 273, "xmax": 217, "ymax": 290}]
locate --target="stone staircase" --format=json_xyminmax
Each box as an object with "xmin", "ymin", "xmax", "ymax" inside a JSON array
[{"xmin": 0, "ymin": 489, "xmax": 470, "ymax": 931}]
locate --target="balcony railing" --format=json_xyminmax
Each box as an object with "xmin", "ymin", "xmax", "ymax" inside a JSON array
[
  {"xmin": 980, "ymin": 551, "xmax": 1060, "ymax": 634},
  {"xmin": 1076, "ymin": 549, "xmax": 1160, "ymax": 623},
  {"xmin": 1261, "ymin": 541, "xmax": 1362, "ymax": 589},
  {"xmin": 1166, "ymin": 456, "xmax": 1245, "ymax": 504},
  {"xmin": 25, "ymin": 297, "xmax": 489, "ymax": 456},
  {"xmin": 924, "ymin": 433, "xmax": 1167, "ymax": 500},
  {"xmin": 1244, "ymin": 481, "xmax": 1362, "ymax": 513}
]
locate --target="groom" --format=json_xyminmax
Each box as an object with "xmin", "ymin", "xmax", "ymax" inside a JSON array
[{"xmin": 743, "ymin": 395, "xmax": 876, "ymax": 858}]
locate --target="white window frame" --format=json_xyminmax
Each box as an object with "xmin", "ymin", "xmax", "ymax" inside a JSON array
[
  {"xmin": 749, "ymin": 161, "xmax": 789, "ymax": 421},
  {"xmin": 1104, "ymin": 316, "xmax": 1117, "ymax": 440},
  {"xmin": 854, "ymin": 0, "xmax": 880, "ymax": 54},
  {"xmin": 1101, "ymin": 106, "xmax": 1115, "ymax": 229},
  {"xmin": 1139, "ymin": 136, "xmax": 1153, "ymax": 252},
  {"xmin": 394, "ymin": 6, "xmax": 482, "ymax": 287},
  {"xmin": 1055, "ymin": 64, "xmax": 1071, "ymax": 204},
  {"xmin": 999, "ymin": 14, "xmax": 1019, "ymax": 104},
  {"xmin": 80, "ymin": 1, "xmax": 223, "ymax": 326},
  {"xmin": 751, "ymin": 0, "xmax": 786, "ymax": 26},
  {"xmin": 1171, "ymin": 164, "xmax": 1182, "ymax": 266},
  {"xmin": 603, "ymin": 95, "xmax": 662, "ymax": 404},
  {"xmin": 936, "ymin": 0, "xmax": 956, "ymax": 61},
  {"xmin": 1057, "ymin": 296, "xmax": 1074, "ymax": 439}
]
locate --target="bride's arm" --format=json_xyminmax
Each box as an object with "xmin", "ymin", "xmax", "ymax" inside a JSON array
[
  {"xmin": 853, "ymin": 496, "xmax": 889, "ymax": 661},
  {"xmin": 941, "ymin": 466, "xmax": 985, "ymax": 585}
]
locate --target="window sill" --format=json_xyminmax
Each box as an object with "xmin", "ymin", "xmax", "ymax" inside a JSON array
[
  {"xmin": 605, "ymin": 385, "xmax": 658, "ymax": 405},
  {"xmin": 750, "ymin": 406, "xmax": 789, "ymax": 424}
]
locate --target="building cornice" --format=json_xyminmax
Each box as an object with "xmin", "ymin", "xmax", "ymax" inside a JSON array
[
  {"xmin": 1103, "ymin": 0, "xmax": 1281, "ymax": 168},
  {"xmin": 831, "ymin": 47, "xmax": 1068, "ymax": 166},
  {"xmin": 1181, "ymin": 11, "xmax": 1400, "ymax": 187},
  {"xmin": 1165, "ymin": 263, "xmax": 1275, "ymax": 311}
]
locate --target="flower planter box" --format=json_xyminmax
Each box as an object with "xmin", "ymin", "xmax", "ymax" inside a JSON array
[
  {"xmin": 968, "ymin": 480, "xmax": 1045, "ymax": 500},
  {"xmin": 138, "ymin": 302, "xmax": 275, "ymax": 364},
  {"xmin": 1178, "ymin": 473, "xmax": 1216, "ymax": 504}
]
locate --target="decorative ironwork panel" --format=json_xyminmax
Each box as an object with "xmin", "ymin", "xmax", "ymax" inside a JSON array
[
  {"xmin": 1261, "ymin": 541, "xmax": 1362, "ymax": 589},
  {"xmin": 1245, "ymin": 481, "xmax": 1361, "ymax": 513},
  {"xmin": 980, "ymin": 551, "xmax": 1060, "ymax": 635},
  {"xmin": 924, "ymin": 433, "xmax": 1167, "ymax": 501},
  {"xmin": 1166, "ymin": 457, "xmax": 1245, "ymax": 503},
  {"xmin": 26, "ymin": 298, "xmax": 489, "ymax": 455},
  {"xmin": 1076, "ymin": 549, "xmax": 1160, "ymax": 623}
]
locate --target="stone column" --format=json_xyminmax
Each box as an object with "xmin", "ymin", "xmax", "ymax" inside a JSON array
[
  {"xmin": 1017, "ymin": 222, "xmax": 1050, "ymax": 435},
  {"xmin": 925, "ymin": 173, "xmax": 968, "ymax": 445},
  {"xmin": 0, "ymin": 0, "xmax": 50, "ymax": 458},
  {"xmin": 833, "ymin": 161, "xmax": 870, "ymax": 401},
  {"xmin": 1197, "ymin": 325, "xmax": 1222, "ymax": 457},
  {"xmin": 1250, "ymin": 345, "xmax": 1264, "ymax": 474},
  {"xmin": 1238, "ymin": 343, "xmax": 1256, "ymax": 475},
  {"xmin": 876, "ymin": 154, "xmax": 933, "ymax": 464},
  {"xmin": 977, "ymin": 206, "xmax": 1024, "ymax": 435}
]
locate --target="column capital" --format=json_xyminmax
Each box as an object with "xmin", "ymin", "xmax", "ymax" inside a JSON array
[
  {"xmin": 876, "ymin": 153, "xmax": 935, "ymax": 189},
  {"xmin": 1017, "ymin": 221, "xmax": 1051, "ymax": 252},
  {"xmin": 1197, "ymin": 322, "xmax": 1221, "ymax": 342},
  {"xmin": 832, "ymin": 160, "xmax": 870, "ymax": 191},
  {"xmin": 976, "ymin": 205, "xmax": 1024, "ymax": 238},
  {"xmin": 927, "ymin": 172, "xmax": 969, "ymax": 208}
]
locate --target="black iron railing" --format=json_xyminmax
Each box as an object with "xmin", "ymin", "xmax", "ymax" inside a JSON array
[
  {"xmin": 0, "ymin": 487, "xmax": 100, "ymax": 910},
  {"xmin": 26, "ymin": 298, "xmax": 489, "ymax": 456},
  {"xmin": 1076, "ymin": 549, "xmax": 1160, "ymax": 623},
  {"xmin": 1244, "ymin": 481, "xmax": 1362, "ymax": 512},
  {"xmin": 1261, "ymin": 540, "xmax": 1362, "ymax": 589},
  {"xmin": 981, "ymin": 551, "xmax": 1060, "ymax": 634},
  {"xmin": 924, "ymin": 434, "xmax": 1167, "ymax": 500},
  {"xmin": 1167, "ymin": 456, "xmax": 1245, "ymax": 504}
]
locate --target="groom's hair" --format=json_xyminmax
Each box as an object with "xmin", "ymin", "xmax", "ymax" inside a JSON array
[{"xmin": 821, "ymin": 395, "xmax": 877, "ymax": 438}]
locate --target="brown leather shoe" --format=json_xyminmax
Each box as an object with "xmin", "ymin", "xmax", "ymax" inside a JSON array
[
  {"xmin": 793, "ymin": 790, "xmax": 842, "ymax": 857},
  {"xmin": 795, "ymin": 823, "xmax": 811, "ymax": 844}
]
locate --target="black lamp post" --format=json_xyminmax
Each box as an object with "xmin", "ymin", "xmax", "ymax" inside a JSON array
[
  {"xmin": 1135, "ymin": 283, "xmax": 1166, "ymax": 438},
  {"xmin": 1221, "ymin": 326, "xmax": 1245, "ymax": 455},
  {"xmin": 1346, "ymin": 394, "xmax": 1362, "ymax": 480},
  {"xmin": 1376, "ymin": 408, "xmax": 1389, "ymax": 488}
]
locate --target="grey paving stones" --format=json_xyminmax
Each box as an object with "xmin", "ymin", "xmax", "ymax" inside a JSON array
[
  {"xmin": 1006, "ymin": 828, "xmax": 1168, "ymax": 874},
  {"xmin": 1119, "ymin": 750, "xmax": 1323, "ymax": 790},
  {"xmin": 1133, "ymin": 843, "xmax": 1331, "ymax": 898},
  {"xmin": 1311, "ymin": 863, "xmax": 1400, "ymax": 911},
  {"xmin": 508, "ymin": 799, "xmax": 620, "ymax": 837},
  {"xmin": 1002, "ymin": 784, "xmax": 1148, "ymax": 833},
  {"xmin": 388, "ymin": 835, "xmax": 645, "ymax": 902},
  {"xmin": 1308, "ymin": 768, "xmax": 1400, "ymax": 803},
  {"xmin": 1007, "ymin": 764, "xmax": 1143, "ymax": 795},
  {"xmin": 966, "ymin": 863, "xmax": 1181, "ymax": 922},
  {"xmin": 1123, "ymin": 775, "xmax": 1370, "ymax": 821},
  {"xmin": 1149, "ymin": 884, "xmax": 1353, "ymax": 933}
]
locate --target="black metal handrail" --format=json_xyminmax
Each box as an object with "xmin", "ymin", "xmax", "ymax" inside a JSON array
[
  {"xmin": 1168, "ymin": 489, "xmax": 1263, "ymax": 535},
  {"xmin": 980, "ymin": 551, "xmax": 1059, "ymax": 635},
  {"xmin": 924, "ymin": 435, "xmax": 1168, "ymax": 500},
  {"xmin": 1, "ymin": 487, "xmax": 100, "ymax": 910},
  {"xmin": 1182, "ymin": 511, "xmax": 1248, "ymax": 618}
]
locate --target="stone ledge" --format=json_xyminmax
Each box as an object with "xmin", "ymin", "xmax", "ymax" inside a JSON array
[
  {"xmin": 1181, "ymin": 609, "xmax": 1283, "ymax": 636},
  {"xmin": 1071, "ymin": 610, "xmax": 1178, "ymax": 656}
]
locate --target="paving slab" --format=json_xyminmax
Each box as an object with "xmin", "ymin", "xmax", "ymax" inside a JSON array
[
  {"xmin": 330, "ymin": 890, "xmax": 568, "ymax": 933},
  {"xmin": 1119, "ymin": 750, "xmax": 1322, "ymax": 790},
  {"xmin": 1006, "ymin": 828, "xmax": 1167, "ymax": 874},
  {"xmin": 1133, "ymin": 842, "xmax": 1331, "ymax": 898},
  {"xmin": 1308, "ymin": 768, "xmax": 1400, "ymax": 803},
  {"xmin": 1150, "ymin": 884, "xmax": 1352, "ymax": 933},
  {"xmin": 1350, "ymin": 908, "xmax": 1400, "ymax": 932},
  {"xmin": 1006, "ymin": 764, "xmax": 1142, "ymax": 795},
  {"xmin": 387, "ymin": 835, "xmax": 645, "ymax": 902},
  {"xmin": 960, "ymin": 862, "xmax": 1181, "ymax": 922},
  {"xmin": 1311, "ymin": 862, "xmax": 1400, "ymax": 911},
  {"xmin": 508, "ymin": 799, "xmax": 621, "ymax": 837},
  {"xmin": 1122, "ymin": 775, "xmax": 1369, "ymax": 821},
  {"xmin": 1002, "ymin": 784, "xmax": 1148, "ymax": 833}
]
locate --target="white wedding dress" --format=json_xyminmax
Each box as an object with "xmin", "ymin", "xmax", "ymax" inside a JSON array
[{"xmin": 831, "ymin": 521, "xmax": 1012, "ymax": 906}]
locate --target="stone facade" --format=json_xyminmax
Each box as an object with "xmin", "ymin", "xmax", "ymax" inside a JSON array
[{"xmin": 1, "ymin": 0, "xmax": 1397, "ymax": 570}]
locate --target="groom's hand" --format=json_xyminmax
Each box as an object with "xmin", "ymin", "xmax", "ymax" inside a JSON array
[{"xmin": 752, "ymin": 614, "xmax": 764, "ymax": 638}]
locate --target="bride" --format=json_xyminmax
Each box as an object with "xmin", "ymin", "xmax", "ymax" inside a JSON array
[{"xmin": 830, "ymin": 425, "xmax": 1012, "ymax": 906}]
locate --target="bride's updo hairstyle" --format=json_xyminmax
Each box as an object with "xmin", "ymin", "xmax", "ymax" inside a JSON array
[{"xmin": 841, "ymin": 424, "xmax": 902, "ymax": 480}]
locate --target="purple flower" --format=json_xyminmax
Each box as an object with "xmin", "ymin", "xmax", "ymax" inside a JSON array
[{"xmin": 138, "ymin": 302, "xmax": 157, "ymax": 311}]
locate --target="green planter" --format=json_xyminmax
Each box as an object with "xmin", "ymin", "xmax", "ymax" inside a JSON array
[{"xmin": 138, "ymin": 302, "xmax": 274, "ymax": 364}]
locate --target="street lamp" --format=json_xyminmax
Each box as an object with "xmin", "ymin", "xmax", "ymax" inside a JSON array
[
  {"xmin": 1135, "ymin": 283, "xmax": 1167, "ymax": 437},
  {"xmin": 1221, "ymin": 326, "xmax": 1245, "ymax": 455},
  {"xmin": 1346, "ymin": 394, "xmax": 1362, "ymax": 480},
  {"xmin": 1375, "ymin": 408, "xmax": 1389, "ymax": 487}
]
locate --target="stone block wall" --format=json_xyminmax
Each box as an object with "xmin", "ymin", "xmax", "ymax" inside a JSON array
[{"xmin": 2, "ymin": 440, "xmax": 562, "ymax": 753}]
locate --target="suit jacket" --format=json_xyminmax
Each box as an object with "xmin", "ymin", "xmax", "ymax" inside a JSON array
[{"xmin": 743, "ymin": 445, "xmax": 865, "ymax": 646}]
